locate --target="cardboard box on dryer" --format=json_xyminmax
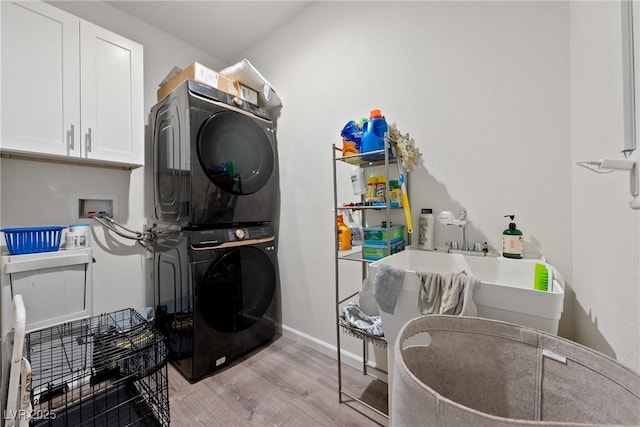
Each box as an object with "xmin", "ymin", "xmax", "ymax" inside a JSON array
[
  {"xmin": 157, "ymin": 61, "xmax": 237, "ymax": 101},
  {"xmin": 234, "ymin": 82, "xmax": 259, "ymax": 105}
]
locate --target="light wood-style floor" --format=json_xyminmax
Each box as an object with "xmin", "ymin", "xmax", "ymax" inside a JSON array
[{"xmin": 168, "ymin": 335, "xmax": 388, "ymax": 426}]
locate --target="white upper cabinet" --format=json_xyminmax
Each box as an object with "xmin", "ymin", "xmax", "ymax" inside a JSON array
[
  {"xmin": 1, "ymin": 1, "xmax": 81, "ymax": 158},
  {"xmin": 79, "ymin": 21, "xmax": 144, "ymax": 166},
  {"xmin": 1, "ymin": 1, "xmax": 144, "ymax": 168}
]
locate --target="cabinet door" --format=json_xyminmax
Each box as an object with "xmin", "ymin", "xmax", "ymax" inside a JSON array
[
  {"xmin": 1, "ymin": 1, "xmax": 80, "ymax": 157},
  {"xmin": 79, "ymin": 21, "xmax": 144, "ymax": 167}
]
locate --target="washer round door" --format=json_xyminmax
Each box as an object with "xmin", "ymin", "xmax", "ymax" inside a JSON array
[
  {"xmin": 197, "ymin": 110, "xmax": 275, "ymax": 195},
  {"xmin": 198, "ymin": 246, "xmax": 276, "ymax": 332}
]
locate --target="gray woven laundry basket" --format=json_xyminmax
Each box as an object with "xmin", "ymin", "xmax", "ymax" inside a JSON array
[{"xmin": 392, "ymin": 315, "xmax": 640, "ymax": 427}]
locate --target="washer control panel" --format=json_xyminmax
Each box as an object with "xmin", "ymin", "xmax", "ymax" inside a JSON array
[
  {"xmin": 227, "ymin": 225, "xmax": 273, "ymax": 241},
  {"xmin": 191, "ymin": 225, "xmax": 273, "ymax": 247}
]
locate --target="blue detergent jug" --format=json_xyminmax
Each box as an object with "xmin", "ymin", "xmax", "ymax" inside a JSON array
[{"xmin": 360, "ymin": 109, "xmax": 388, "ymax": 159}]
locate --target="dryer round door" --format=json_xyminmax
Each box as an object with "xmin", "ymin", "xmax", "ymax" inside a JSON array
[
  {"xmin": 197, "ymin": 111, "xmax": 274, "ymax": 195},
  {"xmin": 198, "ymin": 246, "xmax": 276, "ymax": 332}
]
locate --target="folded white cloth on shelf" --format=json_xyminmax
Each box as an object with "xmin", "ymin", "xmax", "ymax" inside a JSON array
[
  {"xmin": 372, "ymin": 264, "xmax": 405, "ymax": 314},
  {"xmin": 342, "ymin": 302, "xmax": 384, "ymax": 337}
]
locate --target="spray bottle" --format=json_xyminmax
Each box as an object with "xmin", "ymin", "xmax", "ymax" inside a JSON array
[{"xmin": 344, "ymin": 210, "xmax": 363, "ymax": 246}]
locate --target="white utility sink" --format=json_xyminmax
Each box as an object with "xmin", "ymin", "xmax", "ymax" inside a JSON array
[
  {"xmin": 370, "ymin": 248, "xmax": 565, "ymax": 358},
  {"xmin": 369, "ymin": 248, "xmax": 564, "ymax": 340},
  {"xmin": 367, "ymin": 248, "xmax": 565, "ymax": 409}
]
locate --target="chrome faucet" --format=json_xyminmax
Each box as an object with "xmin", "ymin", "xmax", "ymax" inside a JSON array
[
  {"xmin": 458, "ymin": 208, "xmax": 468, "ymax": 250},
  {"xmin": 437, "ymin": 207, "xmax": 486, "ymax": 256}
]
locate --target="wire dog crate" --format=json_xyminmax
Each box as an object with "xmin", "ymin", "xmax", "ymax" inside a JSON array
[{"xmin": 25, "ymin": 309, "xmax": 170, "ymax": 427}]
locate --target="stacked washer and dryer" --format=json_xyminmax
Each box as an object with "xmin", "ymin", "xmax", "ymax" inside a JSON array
[{"xmin": 151, "ymin": 80, "xmax": 278, "ymax": 381}]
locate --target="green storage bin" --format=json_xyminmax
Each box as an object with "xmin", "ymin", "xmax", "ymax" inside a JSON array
[
  {"xmin": 363, "ymin": 239, "xmax": 405, "ymax": 261},
  {"xmin": 363, "ymin": 225, "xmax": 405, "ymax": 244}
]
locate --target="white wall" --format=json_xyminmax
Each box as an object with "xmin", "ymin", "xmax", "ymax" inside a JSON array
[
  {"xmin": 239, "ymin": 1, "xmax": 579, "ymax": 362},
  {"xmin": 570, "ymin": 1, "xmax": 640, "ymax": 370},
  {"xmin": 0, "ymin": 1, "xmax": 224, "ymax": 313},
  {"xmin": 241, "ymin": 1, "xmax": 639, "ymax": 371},
  {"xmin": 2, "ymin": 1, "xmax": 638, "ymax": 373}
]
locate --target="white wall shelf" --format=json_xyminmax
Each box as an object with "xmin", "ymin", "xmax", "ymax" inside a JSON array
[{"xmin": 1, "ymin": 248, "xmax": 93, "ymax": 338}]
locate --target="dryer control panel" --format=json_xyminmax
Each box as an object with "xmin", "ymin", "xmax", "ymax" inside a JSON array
[{"xmin": 191, "ymin": 225, "xmax": 274, "ymax": 248}]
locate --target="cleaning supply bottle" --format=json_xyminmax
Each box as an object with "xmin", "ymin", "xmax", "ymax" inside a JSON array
[
  {"xmin": 337, "ymin": 214, "xmax": 352, "ymax": 251},
  {"xmin": 350, "ymin": 209, "xmax": 364, "ymax": 246},
  {"xmin": 360, "ymin": 109, "xmax": 388, "ymax": 154},
  {"xmin": 344, "ymin": 210, "xmax": 363, "ymax": 246},
  {"xmin": 366, "ymin": 174, "xmax": 378, "ymax": 202},
  {"xmin": 350, "ymin": 167, "xmax": 367, "ymax": 195},
  {"xmin": 376, "ymin": 175, "xmax": 387, "ymax": 202},
  {"xmin": 389, "ymin": 180, "xmax": 401, "ymax": 207},
  {"xmin": 502, "ymin": 215, "xmax": 523, "ymax": 259},
  {"xmin": 418, "ymin": 208, "xmax": 435, "ymax": 250}
]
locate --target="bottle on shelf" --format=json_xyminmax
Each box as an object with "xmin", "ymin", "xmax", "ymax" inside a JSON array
[
  {"xmin": 345, "ymin": 210, "xmax": 363, "ymax": 246},
  {"xmin": 366, "ymin": 174, "xmax": 378, "ymax": 202},
  {"xmin": 389, "ymin": 180, "xmax": 401, "ymax": 207},
  {"xmin": 361, "ymin": 109, "xmax": 388, "ymax": 155},
  {"xmin": 350, "ymin": 167, "xmax": 367, "ymax": 195},
  {"xmin": 376, "ymin": 175, "xmax": 387, "ymax": 201},
  {"xmin": 337, "ymin": 214, "xmax": 352, "ymax": 251}
]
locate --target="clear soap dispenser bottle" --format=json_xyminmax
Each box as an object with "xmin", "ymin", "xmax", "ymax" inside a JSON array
[{"xmin": 502, "ymin": 215, "xmax": 523, "ymax": 259}]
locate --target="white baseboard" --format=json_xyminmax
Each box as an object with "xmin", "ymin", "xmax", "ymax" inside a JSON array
[{"xmin": 280, "ymin": 323, "xmax": 388, "ymax": 383}]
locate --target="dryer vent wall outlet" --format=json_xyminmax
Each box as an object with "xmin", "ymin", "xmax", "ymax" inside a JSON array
[{"xmin": 78, "ymin": 198, "xmax": 114, "ymax": 219}]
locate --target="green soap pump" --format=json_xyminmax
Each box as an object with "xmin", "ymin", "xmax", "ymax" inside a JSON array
[{"xmin": 502, "ymin": 215, "xmax": 523, "ymax": 259}]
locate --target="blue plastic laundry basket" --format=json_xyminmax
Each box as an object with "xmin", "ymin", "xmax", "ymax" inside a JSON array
[{"xmin": 1, "ymin": 226, "xmax": 65, "ymax": 255}]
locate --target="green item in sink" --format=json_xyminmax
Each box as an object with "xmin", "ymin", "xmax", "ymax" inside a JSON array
[{"xmin": 534, "ymin": 263, "xmax": 549, "ymax": 291}]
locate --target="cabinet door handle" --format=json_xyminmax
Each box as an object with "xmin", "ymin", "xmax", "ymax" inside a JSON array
[
  {"xmin": 86, "ymin": 128, "xmax": 92, "ymax": 153},
  {"xmin": 67, "ymin": 124, "xmax": 75, "ymax": 150}
]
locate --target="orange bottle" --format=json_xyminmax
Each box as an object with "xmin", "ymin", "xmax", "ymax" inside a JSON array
[{"xmin": 337, "ymin": 214, "xmax": 352, "ymax": 251}]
